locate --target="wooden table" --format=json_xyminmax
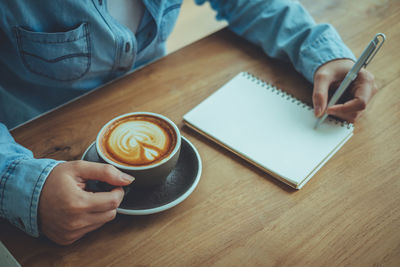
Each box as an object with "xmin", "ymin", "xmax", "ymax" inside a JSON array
[{"xmin": 1, "ymin": 0, "xmax": 400, "ymax": 266}]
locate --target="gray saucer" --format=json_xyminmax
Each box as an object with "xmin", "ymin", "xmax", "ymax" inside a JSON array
[{"xmin": 82, "ymin": 136, "xmax": 202, "ymax": 215}]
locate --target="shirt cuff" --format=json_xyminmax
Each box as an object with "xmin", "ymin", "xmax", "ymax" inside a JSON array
[
  {"xmin": 299, "ymin": 25, "xmax": 356, "ymax": 82},
  {"xmin": 0, "ymin": 158, "xmax": 61, "ymax": 237}
]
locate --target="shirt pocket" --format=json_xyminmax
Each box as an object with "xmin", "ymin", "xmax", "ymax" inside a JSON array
[
  {"xmin": 160, "ymin": 3, "xmax": 181, "ymax": 41},
  {"xmin": 14, "ymin": 22, "xmax": 91, "ymax": 81}
]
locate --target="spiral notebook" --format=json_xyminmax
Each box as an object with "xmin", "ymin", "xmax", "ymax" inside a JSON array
[{"xmin": 183, "ymin": 72, "xmax": 353, "ymax": 189}]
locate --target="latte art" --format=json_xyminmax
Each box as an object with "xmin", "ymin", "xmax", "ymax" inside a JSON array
[{"xmin": 101, "ymin": 115, "xmax": 177, "ymax": 166}]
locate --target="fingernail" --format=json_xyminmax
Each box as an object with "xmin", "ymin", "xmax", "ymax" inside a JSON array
[{"xmin": 121, "ymin": 173, "xmax": 135, "ymax": 183}]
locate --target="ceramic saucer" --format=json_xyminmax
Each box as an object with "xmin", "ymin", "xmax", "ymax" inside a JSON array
[{"xmin": 82, "ymin": 136, "xmax": 202, "ymax": 215}]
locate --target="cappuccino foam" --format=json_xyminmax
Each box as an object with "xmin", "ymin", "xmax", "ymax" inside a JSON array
[{"xmin": 100, "ymin": 115, "xmax": 176, "ymax": 166}]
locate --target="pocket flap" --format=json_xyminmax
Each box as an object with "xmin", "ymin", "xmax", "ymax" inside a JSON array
[{"xmin": 15, "ymin": 23, "xmax": 90, "ymax": 81}]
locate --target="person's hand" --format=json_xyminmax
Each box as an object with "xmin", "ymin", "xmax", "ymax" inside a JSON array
[
  {"xmin": 38, "ymin": 160, "xmax": 135, "ymax": 245},
  {"xmin": 312, "ymin": 59, "xmax": 377, "ymax": 122}
]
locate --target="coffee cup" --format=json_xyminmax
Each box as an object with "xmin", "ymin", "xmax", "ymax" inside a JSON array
[{"xmin": 96, "ymin": 112, "xmax": 181, "ymax": 187}]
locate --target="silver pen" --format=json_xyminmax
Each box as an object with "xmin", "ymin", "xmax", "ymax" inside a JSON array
[{"xmin": 314, "ymin": 33, "xmax": 386, "ymax": 129}]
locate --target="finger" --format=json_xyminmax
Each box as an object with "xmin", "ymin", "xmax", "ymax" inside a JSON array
[
  {"xmin": 313, "ymin": 72, "xmax": 331, "ymax": 117},
  {"xmin": 70, "ymin": 209, "xmax": 118, "ymax": 229},
  {"xmin": 58, "ymin": 222, "xmax": 106, "ymax": 245},
  {"xmin": 87, "ymin": 209, "xmax": 118, "ymax": 224},
  {"xmin": 328, "ymin": 110, "xmax": 360, "ymax": 123},
  {"xmin": 327, "ymin": 97, "xmax": 366, "ymax": 115},
  {"xmin": 72, "ymin": 160, "xmax": 135, "ymax": 186},
  {"xmin": 352, "ymin": 73, "xmax": 375, "ymax": 105},
  {"xmin": 327, "ymin": 70, "xmax": 375, "ymax": 121},
  {"xmin": 46, "ymin": 207, "xmax": 118, "ymax": 245},
  {"xmin": 85, "ymin": 187, "xmax": 125, "ymax": 213},
  {"xmin": 63, "ymin": 210, "xmax": 118, "ymax": 244},
  {"xmin": 327, "ymin": 99, "xmax": 364, "ymax": 122}
]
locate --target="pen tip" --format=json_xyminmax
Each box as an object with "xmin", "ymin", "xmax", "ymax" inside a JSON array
[{"xmin": 314, "ymin": 121, "xmax": 320, "ymax": 130}]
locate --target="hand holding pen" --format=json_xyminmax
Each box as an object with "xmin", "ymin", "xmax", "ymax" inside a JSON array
[{"xmin": 313, "ymin": 33, "xmax": 385, "ymax": 128}]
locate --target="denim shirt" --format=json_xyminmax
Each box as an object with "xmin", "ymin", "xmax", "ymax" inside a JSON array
[{"xmin": 0, "ymin": 0, "xmax": 355, "ymax": 237}]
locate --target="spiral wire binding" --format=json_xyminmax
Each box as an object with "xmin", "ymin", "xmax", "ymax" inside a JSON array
[{"xmin": 241, "ymin": 72, "xmax": 354, "ymax": 130}]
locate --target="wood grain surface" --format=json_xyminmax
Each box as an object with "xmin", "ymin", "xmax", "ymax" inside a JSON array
[{"xmin": 1, "ymin": 0, "xmax": 399, "ymax": 266}]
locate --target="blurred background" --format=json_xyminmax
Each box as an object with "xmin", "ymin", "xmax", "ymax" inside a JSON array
[{"xmin": 166, "ymin": 1, "xmax": 227, "ymax": 54}]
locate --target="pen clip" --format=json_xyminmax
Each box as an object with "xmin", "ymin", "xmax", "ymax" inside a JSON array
[{"xmin": 364, "ymin": 33, "xmax": 386, "ymax": 68}]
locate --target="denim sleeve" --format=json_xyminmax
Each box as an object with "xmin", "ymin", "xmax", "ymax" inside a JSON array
[
  {"xmin": 195, "ymin": 0, "xmax": 356, "ymax": 82},
  {"xmin": 0, "ymin": 123, "xmax": 61, "ymax": 237}
]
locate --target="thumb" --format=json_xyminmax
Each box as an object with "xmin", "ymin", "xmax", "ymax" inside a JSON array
[
  {"xmin": 73, "ymin": 160, "xmax": 135, "ymax": 186},
  {"xmin": 312, "ymin": 72, "xmax": 331, "ymax": 117}
]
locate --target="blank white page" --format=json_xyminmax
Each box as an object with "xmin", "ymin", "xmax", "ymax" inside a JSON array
[{"xmin": 183, "ymin": 72, "xmax": 353, "ymax": 189}]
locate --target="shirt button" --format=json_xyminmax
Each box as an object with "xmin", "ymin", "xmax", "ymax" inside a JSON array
[
  {"xmin": 98, "ymin": 0, "xmax": 102, "ymax": 5},
  {"xmin": 125, "ymin": 42, "xmax": 131, "ymax": 53}
]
